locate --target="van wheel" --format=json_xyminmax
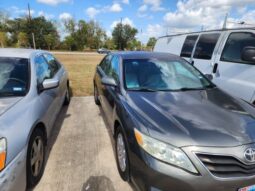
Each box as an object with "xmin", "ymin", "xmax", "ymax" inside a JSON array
[
  {"xmin": 26, "ymin": 128, "xmax": 46, "ymax": 188},
  {"xmin": 94, "ymin": 84, "xmax": 100, "ymax": 105},
  {"xmin": 64, "ymin": 84, "xmax": 70, "ymax": 105},
  {"xmin": 115, "ymin": 127, "xmax": 130, "ymax": 181}
]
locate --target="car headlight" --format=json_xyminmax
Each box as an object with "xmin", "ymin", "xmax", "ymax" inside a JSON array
[
  {"xmin": 134, "ymin": 129, "xmax": 198, "ymax": 174},
  {"xmin": 0, "ymin": 138, "xmax": 6, "ymax": 171}
]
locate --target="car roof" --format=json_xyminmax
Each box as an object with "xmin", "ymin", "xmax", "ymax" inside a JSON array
[
  {"xmin": 111, "ymin": 51, "xmax": 182, "ymax": 60},
  {"xmin": 0, "ymin": 48, "xmax": 46, "ymax": 59}
]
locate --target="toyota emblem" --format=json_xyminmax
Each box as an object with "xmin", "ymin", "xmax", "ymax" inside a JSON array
[{"xmin": 244, "ymin": 148, "xmax": 255, "ymax": 163}]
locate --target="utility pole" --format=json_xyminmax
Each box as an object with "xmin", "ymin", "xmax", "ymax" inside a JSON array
[
  {"xmin": 119, "ymin": 17, "xmax": 123, "ymax": 50},
  {"xmin": 28, "ymin": 3, "xmax": 36, "ymax": 49},
  {"xmin": 222, "ymin": 13, "xmax": 228, "ymax": 30}
]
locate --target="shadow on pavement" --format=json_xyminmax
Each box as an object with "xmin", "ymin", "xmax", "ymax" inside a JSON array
[{"xmin": 82, "ymin": 176, "xmax": 116, "ymax": 191}]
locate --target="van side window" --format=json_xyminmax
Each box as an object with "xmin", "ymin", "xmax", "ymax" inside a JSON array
[
  {"xmin": 193, "ymin": 33, "xmax": 220, "ymax": 60},
  {"xmin": 221, "ymin": 32, "xmax": 255, "ymax": 64},
  {"xmin": 180, "ymin": 35, "xmax": 199, "ymax": 57}
]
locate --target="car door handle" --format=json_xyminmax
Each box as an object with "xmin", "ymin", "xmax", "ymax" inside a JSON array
[{"xmin": 212, "ymin": 63, "xmax": 218, "ymax": 74}]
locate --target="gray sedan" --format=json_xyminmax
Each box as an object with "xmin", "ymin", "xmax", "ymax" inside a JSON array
[{"xmin": 0, "ymin": 48, "xmax": 70, "ymax": 191}]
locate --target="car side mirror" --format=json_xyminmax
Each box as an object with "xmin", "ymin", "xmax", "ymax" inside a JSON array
[
  {"xmin": 241, "ymin": 46, "xmax": 255, "ymax": 63},
  {"xmin": 39, "ymin": 79, "xmax": 59, "ymax": 92},
  {"xmin": 205, "ymin": 74, "xmax": 213, "ymax": 81},
  {"xmin": 101, "ymin": 76, "xmax": 117, "ymax": 87}
]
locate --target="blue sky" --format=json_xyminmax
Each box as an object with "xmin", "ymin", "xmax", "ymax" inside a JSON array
[{"xmin": 1, "ymin": 0, "xmax": 255, "ymax": 43}]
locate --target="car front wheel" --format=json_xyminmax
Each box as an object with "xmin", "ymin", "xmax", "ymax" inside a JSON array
[
  {"xmin": 94, "ymin": 84, "xmax": 100, "ymax": 105},
  {"xmin": 115, "ymin": 128, "xmax": 130, "ymax": 181},
  {"xmin": 26, "ymin": 128, "xmax": 46, "ymax": 188}
]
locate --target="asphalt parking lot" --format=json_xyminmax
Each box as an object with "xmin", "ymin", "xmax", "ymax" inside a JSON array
[{"xmin": 33, "ymin": 97, "xmax": 132, "ymax": 191}]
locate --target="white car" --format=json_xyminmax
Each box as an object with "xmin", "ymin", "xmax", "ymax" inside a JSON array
[{"xmin": 154, "ymin": 28, "xmax": 255, "ymax": 105}]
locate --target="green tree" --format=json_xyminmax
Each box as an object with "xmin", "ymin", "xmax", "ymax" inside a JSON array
[
  {"xmin": 0, "ymin": 32, "xmax": 8, "ymax": 47},
  {"xmin": 112, "ymin": 23, "xmax": 138, "ymax": 50},
  {"xmin": 63, "ymin": 19, "xmax": 106, "ymax": 50},
  {"xmin": 127, "ymin": 39, "xmax": 142, "ymax": 50},
  {"xmin": 44, "ymin": 33, "xmax": 57, "ymax": 50},
  {"xmin": 147, "ymin": 37, "xmax": 157, "ymax": 50},
  {"xmin": 17, "ymin": 32, "xmax": 28, "ymax": 47}
]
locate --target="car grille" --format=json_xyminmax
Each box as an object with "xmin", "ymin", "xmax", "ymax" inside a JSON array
[{"xmin": 196, "ymin": 153, "xmax": 255, "ymax": 178}]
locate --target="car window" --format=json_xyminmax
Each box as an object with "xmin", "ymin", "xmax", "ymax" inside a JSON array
[
  {"xmin": 124, "ymin": 58, "xmax": 212, "ymax": 90},
  {"xmin": 193, "ymin": 33, "xmax": 220, "ymax": 60},
  {"xmin": 221, "ymin": 32, "xmax": 255, "ymax": 64},
  {"xmin": 35, "ymin": 55, "xmax": 52, "ymax": 84},
  {"xmin": 109, "ymin": 56, "xmax": 120, "ymax": 81},
  {"xmin": 100, "ymin": 55, "xmax": 112, "ymax": 74},
  {"xmin": 180, "ymin": 35, "xmax": 199, "ymax": 57},
  {"xmin": 0, "ymin": 57, "xmax": 29, "ymax": 97},
  {"xmin": 43, "ymin": 53, "xmax": 60, "ymax": 76}
]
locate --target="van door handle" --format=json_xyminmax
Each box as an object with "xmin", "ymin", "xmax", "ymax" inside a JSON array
[{"xmin": 212, "ymin": 63, "xmax": 218, "ymax": 74}]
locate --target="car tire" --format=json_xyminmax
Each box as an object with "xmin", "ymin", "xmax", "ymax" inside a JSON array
[
  {"xmin": 64, "ymin": 84, "xmax": 71, "ymax": 106},
  {"xmin": 115, "ymin": 127, "xmax": 130, "ymax": 181},
  {"xmin": 94, "ymin": 84, "xmax": 101, "ymax": 106},
  {"xmin": 26, "ymin": 128, "xmax": 46, "ymax": 189}
]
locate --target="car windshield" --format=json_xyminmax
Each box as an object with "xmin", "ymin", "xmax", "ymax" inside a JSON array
[
  {"xmin": 0, "ymin": 57, "xmax": 29, "ymax": 97},
  {"xmin": 124, "ymin": 58, "xmax": 214, "ymax": 91}
]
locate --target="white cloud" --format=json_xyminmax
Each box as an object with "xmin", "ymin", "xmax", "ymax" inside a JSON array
[
  {"xmin": 109, "ymin": 3, "xmax": 123, "ymax": 12},
  {"xmin": 142, "ymin": 0, "xmax": 164, "ymax": 11},
  {"xmin": 10, "ymin": 6, "xmax": 35, "ymax": 17},
  {"xmin": 37, "ymin": 0, "xmax": 71, "ymax": 6},
  {"xmin": 138, "ymin": 5, "xmax": 148, "ymax": 12},
  {"xmin": 122, "ymin": 0, "xmax": 129, "ymax": 4},
  {"xmin": 110, "ymin": 17, "xmax": 134, "ymax": 29},
  {"xmin": 38, "ymin": 11, "xmax": 55, "ymax": 19},
  {"xmin": 163, "ymin": 0, "xmax": 255, "ymax": 33},
  {"xmin": 85, "ymin": 7, "xmax": 100, "ymax": 18},
  {"xmin": 59, "ymin": 12, "xmax": 72, "ymax": 20}
]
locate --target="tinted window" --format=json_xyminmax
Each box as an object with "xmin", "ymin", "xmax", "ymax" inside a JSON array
[
  {"xmin": 193, "ymin": 33, "xmax": 220, "ymax": 60},
  {"xmin": 110, "ymin": 56, "xmax": 120, "ymax": 81},
  {"xmin": 99, "ymin": 55, "xmax": 112, "ymax": 74},
  {"xmin": 124, "ymin": 58, "xmax": 212, "ymax": 91},
  {"xmin": 180, "ymin": 35, "xmax": 199, "ymax": 57},
  {"xmin": 221, "ymin": 32, "xmax": 255, "ymax": 64},
  {"xmin": 43, "ymin": 53, "xmax": 60, "ymax": 75},
  {"xmin": 35, "ymin": 55, "xmax": 52, "ymax": 84},
  {"xmin": 0, "ymin": 57, "xmax": 29, "ymax": 97}
]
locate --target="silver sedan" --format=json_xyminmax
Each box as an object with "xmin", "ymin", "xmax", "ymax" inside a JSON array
[{"xmin": 0, "ymin": 48, "xmax": 70, "ymax": 191}]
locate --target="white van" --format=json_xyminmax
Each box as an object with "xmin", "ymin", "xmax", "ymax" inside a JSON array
[{"xmin": 154, "ymin": 28, "xmax": 255, "ymax": 105}]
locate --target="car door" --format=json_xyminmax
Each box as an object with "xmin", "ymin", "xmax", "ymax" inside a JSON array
[
  {"xmin": 35, "ymin": 54, "xmax": 59, "ymax": 130},
  {"xmin": 212, "ymin": 31, "xmax": 255, "ymax": 103},
  {"xmin": 43, "ymin": 53, "xmax": 67, "ymax": 106},
  {"xmin": 96, "ymin": 55, "xmax": 120, "ymax": 126},
  {"xmin": 191, "ymin": 33, "xmax": 221, "ymax": 74}
]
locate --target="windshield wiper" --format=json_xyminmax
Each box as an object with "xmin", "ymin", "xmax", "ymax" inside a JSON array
[
  {"xmin": 176, "ymin": 87, "xmax": 206, "ymax": 91},
  {"xmin": 128, "ymin": 87, "xmax": 158, "ymax": 92}
]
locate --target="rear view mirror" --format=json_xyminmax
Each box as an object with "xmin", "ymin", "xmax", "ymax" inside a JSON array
[
  {"xmin": 205, "ymin": 74, "xmax": 213, "ymax": 81},
  {"xmin": 101, "ymin": 76, "xmax": 117, "ymax": 87},
  {"xmin": 41, "ymin": 79, "xmax": 59, "ymax": 91},
  {"xmin": 241, "ymin": 47, "xmax": 255, "ymax": 63}
]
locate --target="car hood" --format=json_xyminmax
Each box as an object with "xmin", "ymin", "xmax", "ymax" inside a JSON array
[
  {"xmin": 0, "ymin": 97, "xmax": 23, "ymax": 116},
  {"xmin": 125, "ymin": 88, "xmax": 255, "ymax": 147}
]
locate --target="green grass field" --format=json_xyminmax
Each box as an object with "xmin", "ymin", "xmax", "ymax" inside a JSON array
[{"xmin": 54, "ymin": 53, "xmax": 104, "ymax": 96}]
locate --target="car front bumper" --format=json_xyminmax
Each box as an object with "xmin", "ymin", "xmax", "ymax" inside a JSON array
[
  {"xmin": 0, "ymin": 147, "xmax": 27, "ymax": 191},
  {"xmin": 129, "ymin": 145, "xmax": 255, "ymax": 191}
]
